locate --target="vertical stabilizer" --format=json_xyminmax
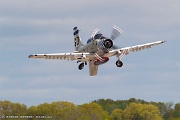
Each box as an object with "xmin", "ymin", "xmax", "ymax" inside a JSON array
[
  {"xmin": 89, "ymin": 61, "xmax": 98, "ymax": 76},
  {"xmin": 73, "ymin": 27, "xmax": 84, "ymax": 51}
]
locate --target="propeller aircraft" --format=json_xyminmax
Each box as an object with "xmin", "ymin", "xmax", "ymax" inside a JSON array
[{"xmin": 28, "ymin": 25, "xmax": 166, "ymax": 76}]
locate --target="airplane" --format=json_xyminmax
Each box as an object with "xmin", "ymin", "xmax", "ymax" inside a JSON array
[{"xmin": 28, "ymin": 25, "xmax": 166, "ymax": 76}]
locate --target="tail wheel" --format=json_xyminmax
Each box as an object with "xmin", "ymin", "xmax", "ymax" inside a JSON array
[
  {"xmin": 116, "ymin": 60, "xmax": 123, "ymax": 67},
  {"xmin": 78, "ymin": 63, "xmax": 84, "ymax": 70}
]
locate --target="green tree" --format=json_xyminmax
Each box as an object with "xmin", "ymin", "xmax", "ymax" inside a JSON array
[
  {"xmin": 0, "ymin": 101, "xmax": 27, "ymax": 120},
  {"xmin": 123, "ymin": 103, "xmax": 162, "ymax": 120},
  {"xmin": 173, "ymin": 103, "xmax": 180, "ymax": 118},
  {"xmin": 93, "ymin": 98, "xmax": 150, "ymax": 114},
  {"xmin": 168, "ymin": 118, "xmax": 180, "ymax": 120},
  {"xmin": 77, "ymin": 103, "xmax": 109, "ymax": 120},
  {"xmin": 10, "ymin": 103, "xmax": 27, "ymax": 116},
  {"xmin": 50, "ymin": 101, "xmax": 77, "ymax": 120},
  {"xmin": 36, "ymin": 103, "xmax": 51, "ymax": 116},
  {"xmin": 110, "ymin": 108, "xmax": 123, "ymax": 120},
  {"xmin": 93, "ymin": 99, "xmax": 117, "ymax": 114},
  {"xmin": 27, "ymin": 106, "xmax": 38, "ymax": 116},
  {"xmin": 0, "ymin": 100, "xmax": 12, "ymax": 117}
]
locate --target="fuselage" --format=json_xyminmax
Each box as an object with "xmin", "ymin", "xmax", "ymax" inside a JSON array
[{"xmin": 77, "ymin": 34, "xmax": 114, "ymax": 56}]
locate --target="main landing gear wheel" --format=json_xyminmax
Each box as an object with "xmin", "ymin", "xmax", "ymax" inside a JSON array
[
  {"xmin": 78, "ymin": 63, "xmax": 84, "ymax": 70},
  {"xmin": 116, "ymin": 60, "xmax": 123, "ymax": 67}
]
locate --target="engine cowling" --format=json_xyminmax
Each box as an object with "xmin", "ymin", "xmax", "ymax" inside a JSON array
[
  {"xmin": 103, "ymin": 39, "xmax": 113, "ymax": 49},
  {"xmin": 97, "ymin": 39, "xmax": 114, "ymax": 53},
  {"xmin": 94, "ymin": 57, "xmax": 109, "ymax": 65}
]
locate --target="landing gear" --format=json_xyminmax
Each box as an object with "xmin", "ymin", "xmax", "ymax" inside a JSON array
[
  {"xmin": 78, "ymin": 63, "xmax": 84, "ymax": 70},
  {"xmin": 78, "ymin": 62, "xmax": 87, "ymax": 70},
  {"xmin": 116, "ymin": 60, "xmax": 123, "ymax": 67}
]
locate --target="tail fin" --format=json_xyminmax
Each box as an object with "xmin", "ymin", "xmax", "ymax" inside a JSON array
[{"xmin": 73, "ymin": 27, "xmax": 84, "ymax": 51}]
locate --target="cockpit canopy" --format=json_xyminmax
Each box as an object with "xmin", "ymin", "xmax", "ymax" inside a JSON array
[
  {"xmin": 86, "ymin": 34, "xmax": 106, "ymax": 44},
  {"xmin": 87, "ymin": 38, "xmax": 92, "ymax": 44},
  {"xmin": 94, "ymin": 34, "xmax": 104, "ymax": 39}
]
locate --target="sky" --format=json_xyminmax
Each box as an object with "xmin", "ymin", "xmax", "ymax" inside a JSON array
[{"xmin": 0, "ymin": 0, "xmax": 180, "ymax": 107}]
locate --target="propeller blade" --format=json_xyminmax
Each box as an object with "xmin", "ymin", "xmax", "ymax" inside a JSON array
[
  {"xmin": 110, "ymin": 25, "xmax": 123, "ymax": 40},
  {"xmin": 91, "ymin": 28, "xmax": 100, "ymax": 39}
]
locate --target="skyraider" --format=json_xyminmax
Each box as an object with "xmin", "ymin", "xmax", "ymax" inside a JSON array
[{"xmin": 29, "ymin": 25, "xmax": 166, "ymax": 76}]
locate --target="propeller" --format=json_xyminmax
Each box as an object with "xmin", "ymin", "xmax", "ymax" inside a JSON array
[
  {"xmin": 91, "ymin": 25, "xmax": 123, "ymax": 49},
  {"xmin": 110, "ymin": 25, "xmax": 123, "ymax": 40},
  {"xmin": 110, "ymin": 25, "xmax": 123, "ymax": 49}
]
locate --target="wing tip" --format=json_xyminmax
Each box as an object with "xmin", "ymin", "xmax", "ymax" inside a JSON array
[
  {"xmin": 28, "ymin": 55, "xmax": 34, "ymax": 58},
  {"xmin": 28, "ymin": 54, "xmax": 40, "ymax": 58}
]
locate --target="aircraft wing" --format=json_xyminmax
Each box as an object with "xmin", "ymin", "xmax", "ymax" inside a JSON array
[
  {"xmin": 28, "ymin": 52, "xmax": 95, "ymax": 62},
  {"xmin": 106, "ymin": 40, "xmax": 166, "ymax": 58}
]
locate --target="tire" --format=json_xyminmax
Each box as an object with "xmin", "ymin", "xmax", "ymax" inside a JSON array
[
  {"xmin": 78, "ymin": 63, "xmax": 84, "ymax": 70},
  {"xmin": 116, "ymin": 60, "xmax": 123, "ymax": 67}
]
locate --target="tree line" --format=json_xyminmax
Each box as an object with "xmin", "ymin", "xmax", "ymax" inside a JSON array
[{"xmin": 0, "ymin": 98, "xmax": 179, "ymax": 120}]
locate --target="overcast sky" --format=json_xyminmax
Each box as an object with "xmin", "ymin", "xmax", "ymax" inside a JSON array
[{"xmin": 0, "ymin": 0, "xmax": 180, "ymax": 107}]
